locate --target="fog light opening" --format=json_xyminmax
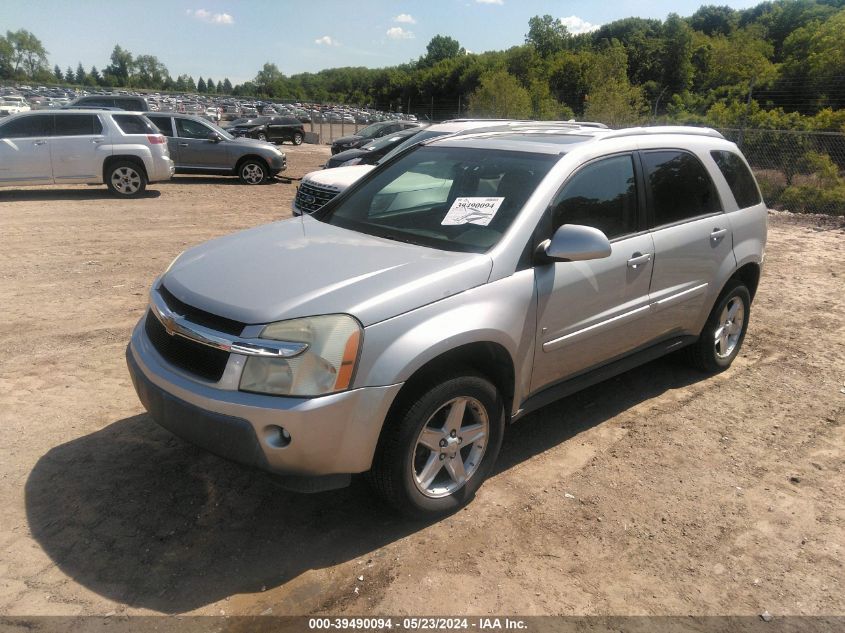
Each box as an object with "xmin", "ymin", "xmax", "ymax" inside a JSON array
[{"xmin": 265, "ymin": 425, "xmax": 292, "ymax": 448}]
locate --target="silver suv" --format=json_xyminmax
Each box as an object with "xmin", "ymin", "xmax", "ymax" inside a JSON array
[
  {"xmin": 127, "ymin": 126, "xmax": 767, "ymax": 517},
  {"xmin": 0, "ymin": 110, "xmax": 173, "ymax": 196}
]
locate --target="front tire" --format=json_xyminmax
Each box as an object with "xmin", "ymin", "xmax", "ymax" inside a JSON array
[
  {"xmin": 685, "ymin": 279, "xmax": 751, "ymax": 372},
  {"xmin": 292, "ymin": 132, "xmax": 303, "ymax": 145},
  {"xmin": 106, "ymin": 160, "xmax": 147, "ymax": 197},
  {"xmin": 256, "ymin": 132, "xmax": 267, "ymax": 141},
  {"xmin": 238, "ymin": 159, "xmax": 268, "ymax": 185},
  {"xmin": 368, "ymin": 372, "xmax": 505, "ymax": 518}
]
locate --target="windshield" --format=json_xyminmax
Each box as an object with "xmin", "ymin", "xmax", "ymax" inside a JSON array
[
  {"xmin": 231, "ymin": 117, "xmax": 268, "ymax": 127},
  {"xmin": 361, "ymin": 129, "xmax": 418, "ymax": 152},
  {"xmin": 379, "ymin": 130, "xmax": 449, "ymax": 163},
  {"xmin": 318, "ymin": 145, "xmax": 558, "ymax": 253},
  {"xmin": 357, "ymin": 122, "xmax": 389, "ymax": 138}
]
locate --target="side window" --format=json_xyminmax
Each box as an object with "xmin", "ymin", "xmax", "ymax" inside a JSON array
[
  {"xmin": 54, "ymin": 114, "xmax": 100, "ymax": 136},
  {"xmin": 711, "ymin": 150, "xmax": 761, "ymax": 209},
  {"xmin": 148, "ymin": 116, "xmax": 174, "ymax": 137},
  {"xmin": 550, "ymin": 155, "xmax": 639, "ymax": 240},
  {"xmin": 642, "ymin": 150, "xmax": 722, "ymax": 226},
  {"xmin": 113, "ymin": 114, "xmax": 157, "ymax": 135},
  {"xmin": 81, "ymin": 98, "xmax": 113, "ymax": 108},
  {"xmin": 0, "ymin": 115, "xmax": 51, "ymax": 138},
  {"xmin": 175, "ymin": 118, "xmax": 212, "ymax": 139}
]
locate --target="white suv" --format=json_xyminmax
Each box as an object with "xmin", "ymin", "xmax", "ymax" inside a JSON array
[{"xmin": 0, "ymin": 110, "xmax": 174, "ymax": 197}]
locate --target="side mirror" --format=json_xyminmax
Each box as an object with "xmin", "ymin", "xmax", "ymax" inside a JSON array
[
  {"xmin": 207, "ymin": 132, "xmax": 222, "ymax": 143},
  {"xmin": 538, "ymin": 224, "xmax": 612, "ymax": 263}
]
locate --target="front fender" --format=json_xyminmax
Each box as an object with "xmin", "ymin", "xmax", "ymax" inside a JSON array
[{"xmin": 355, "ymin": 270, "xmax": 537, "ymax": 414}]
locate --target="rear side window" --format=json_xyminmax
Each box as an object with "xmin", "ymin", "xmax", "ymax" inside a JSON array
[
  {"xmin": 113, "ymin": 114, "xmax": 157, "ymax": 135},
  {"xmin": 642, "ymin": 150, "xmax": 721, "ymax": 226},
  {"xmin": 148, "ymin": 115, "xmax": 174, "ymax": 136},
  {"xmin": 54, "ymin": 114, "xmax": 102, "ymax": 136},
  {"xmin": 711, "ymin": 150, "xmax": 761, "ymax": 209},
  {"xmin": 551, "ymin": 155, "xmax": 638, "ymax": 240},
  {"xmin": 78, "ymin": 97, "xmax": 114, "ymax": 108},
  {"xmin": 0, "ymin": 115, "xmax": 51, "ymax": 138},
  {"xmin": 281, "ymin": 117, "xmax": 300, "ymax": 125}
]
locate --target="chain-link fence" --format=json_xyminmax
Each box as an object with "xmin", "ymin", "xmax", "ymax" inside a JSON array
[{"xmin": 718, "ymin": 128, "xmax": 845, "ymax": 216}]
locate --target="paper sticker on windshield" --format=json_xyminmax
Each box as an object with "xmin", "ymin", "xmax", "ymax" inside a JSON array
[{"xmin": 441, "ymin": 197, "xmax": 505, "ymax": 227}]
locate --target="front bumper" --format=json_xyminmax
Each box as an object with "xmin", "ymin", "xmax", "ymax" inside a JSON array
[
  {"xmin": 127, "ymin": 317, "xmax": 402, "ymax": 477},
  {"xmin": 268, "ymin": 153, "xmax": 286, "ymax": 173}
]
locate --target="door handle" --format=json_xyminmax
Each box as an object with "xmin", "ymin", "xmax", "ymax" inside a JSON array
[
  {"xmin": 627, "ymin": 252, "xmax": 652, "ymax": 269},
  {"xmin": 33, "ymin": 140, "xmax": 47, "ymax": 146},
  {"xmin": 92, "ymin": 137, "xmax": 104, "ymax": 144},
  {"xmin": 178, "ymin": 142, "xmax": 189, "ymax": 147},
  {"xmin": 710, "ymin": 228, "xmax": 728, "ymax": 241}
]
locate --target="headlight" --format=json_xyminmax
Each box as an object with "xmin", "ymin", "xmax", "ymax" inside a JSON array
[{"xmin": 239, "ymin": 314, "xmax": 362, "ymax": 397}]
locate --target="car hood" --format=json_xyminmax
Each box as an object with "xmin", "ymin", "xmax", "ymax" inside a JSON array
[
  {"xmin": 161, "ymin": 215, "xmax": 492, "ymax": 327},
  {"xmin": 304, "ymin": 165, "xmax": 374, "ymax": 188}
]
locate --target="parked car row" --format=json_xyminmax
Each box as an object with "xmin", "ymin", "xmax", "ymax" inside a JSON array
[{"xmin": 0, "ymin": 109, "xmax": 289, "ymax": 195}]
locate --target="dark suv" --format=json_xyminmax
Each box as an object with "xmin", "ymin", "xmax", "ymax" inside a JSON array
[
  {"xmin": 331, "ymin": 120, "xmax": 421, "ymax": 154},
  {"xmin": 68, "ymin": 95, "xmax": 149, "ymax": 111},
  {"xmin": 227, "ymin": 116, "xmax": 305, "ymax": 145}
]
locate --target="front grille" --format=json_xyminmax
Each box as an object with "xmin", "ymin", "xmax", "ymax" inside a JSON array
[
  {"xmin": 144, "ymin": 311, "xmax": 230, "ymax": 382},
  {"xmin": 294, "ymin": 181, "xmax": 340, "ymax": 214},
  {"xmin": 159, "ymin": 285, "xmax": 245, "ymax": 335}
]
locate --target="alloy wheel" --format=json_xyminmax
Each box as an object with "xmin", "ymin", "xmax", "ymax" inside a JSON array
[
  {"xmin": 714, "ymin": 296, "xmax": 745, "ymax": 358},
  {"xmin": 111, "ymin": 167, "xmax": 141, "ymax": 195}
]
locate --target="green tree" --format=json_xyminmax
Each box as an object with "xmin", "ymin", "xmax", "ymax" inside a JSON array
[
  {"xmin": 197, "ymin": 76, "xmax": 207, "ymax": 93},
  {"xmin": 53, "ymin": 64, "xmax": 62, "ymax": 82},
  {"xmin": 75, "ymin": 62, "xmax": 86, "ymax": 85},
  {"xmin": 134, "ymin": 54, "xmax": 168, "ymax": 88},
  {"xmin": 661, "ymin": 14, "xmax": 694, "ymax": 96},
  {"xmin": 525, "ymin": 14, "xmax": 570, "ymax": 57},
  {"xmin": 420, "ymin": 35, "xmax": 464, "ymax": 67},
  {"xmin": 64, "ymin": 66, "xmax": 74, "ymax": 84},
  {"xmin": 6, "ymin": 29, "xmax": 48, "ymax": 77},
  {"xmin": 254, "ymin": 62, "xmax": 285, "ymax": 96},
  {"xmin": 89, "ymin": 66, "xmax": 101, "ymax": 85},
  {"xmin": 207, "ymin": 77, "xmax": 216, "ymax": 93},
  {"xmin": 690, "ymin": 5, "xmax": 738, "ymax": 36},
  {"xmin": 221, "ymin": 77, "xmax": 233, "ymax": 94},
  {"xmin": 468, "ymin": 69, "xmax": 532, "ymax": 118},
  {"xmin": 584, "ymin": 42, "xmax": 647, "ymax": 126},
  {"xmin": 106, "ymin": 44, "xmax": 134, "ymax": 86},
  {"xmin": 0, "ymin": 35, "xmax": 13, "ymax": 78}
]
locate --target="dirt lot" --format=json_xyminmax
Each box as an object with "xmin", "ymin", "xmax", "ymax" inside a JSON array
[{"xmin": 0, "ymin": 144, "xmax": 843, "ymax": 619}]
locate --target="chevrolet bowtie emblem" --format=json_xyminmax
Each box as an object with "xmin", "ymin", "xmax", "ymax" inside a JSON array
[{"xmin": 162, "ymin": 314, "xmax": 177, "ymax": 336}]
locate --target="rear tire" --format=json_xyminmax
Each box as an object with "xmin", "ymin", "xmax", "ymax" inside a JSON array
[
  {"xmin": 368, "ymin": 372, "xmax": 505, "ymax": 518},
  {"xmin": 292, "ymin": 132, "xmax": 303, "ymax": 145},
  {"xmin": 256, "ymin": 132, "xmax": 267, "ymax": 141},
  {"xmin": 238, "ymin": 159, "xmax": 268, "ymax": 185},
  {"xmin": 106, "ymin": 160, "xmax": 147, "ymax": 197},
  {"xmin": 685, "ymin": 279, "xmax": 750, "ymax": 373}
]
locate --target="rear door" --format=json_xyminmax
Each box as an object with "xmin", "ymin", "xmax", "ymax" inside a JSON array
[
  {"xmin": 174, "ymin": 117, "xmax": 229, "ymax": 171},
  {"xmin": 146, "ymin": 115, "xmax": 178, "ymax": 165},
  {"xmin": 531, "ymin": 153, "xmax": 656, "ymax": 391},
  {"xmin": 642, "ymin": 149, "xmax": 735, "ymax": 338},
  {"xmin": 51, "ymin": 113, "xmax": 103, "ymax": 182},
  {"xmin": 266, "ymin": 117, "xmax": 287, "ymax": 142},
  {"xmin": 0, "ymin": 114, "xmax": 53, "ymax": 185}
]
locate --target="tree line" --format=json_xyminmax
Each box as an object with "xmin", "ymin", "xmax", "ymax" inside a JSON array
[
  {"xmin": 0, "ymin": 35, "xmax": 234, "ymax": 95},
  {"xmin": 2, "ymin": 0, "xmax": 844, "ymax": 131}
]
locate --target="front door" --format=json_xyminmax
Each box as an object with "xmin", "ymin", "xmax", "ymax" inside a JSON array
[
  {"xmin": 174, "ymin": 117, "xmax": 229, "ymax": 171},
  {"xmin": 0, "ymin": 114, "xmax": 53, "ymax": 185},
  {"xmin": 531, "ymin": 154, "xmax": 656, "ymax": 392}
]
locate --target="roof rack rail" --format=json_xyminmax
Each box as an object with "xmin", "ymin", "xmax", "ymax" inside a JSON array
[{"xmin": 598, "ymin": 126, "xmax": 724, "ymax": 140}]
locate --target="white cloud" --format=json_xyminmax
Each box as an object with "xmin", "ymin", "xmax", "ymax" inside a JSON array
[
  {"xmin": 475, "ymin": 0, "xmax": 504, "ymax": 5},
  {"xmin": 560, "ymin": 15, "xmax": 600, "ymax": 35},
  {"xmin": 386, "ymin": 27, "xmax": 415, "ymax": 40},
  {"xmin": 393, "ymin": 13, "xmax": 416, "ymax": 24},
  {"xmin": 187, "ymin": 8, "xmax": 234, "ymax": 25},
  {"xmin": 314, "ymin": 35, "xmax": 339, "ymax": 46}
]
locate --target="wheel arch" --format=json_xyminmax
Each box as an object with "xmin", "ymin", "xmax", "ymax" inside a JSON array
[
  {"xmin": 381, "ymin": 341, "xmax": 516, "ymax": 436},
  {"xmin": 729, "ymin": 261, "xmax": 761, "ymax": 301},
  {"xmin": 103, "ymin": 154, "xmax": 148, "ymax": 183}
]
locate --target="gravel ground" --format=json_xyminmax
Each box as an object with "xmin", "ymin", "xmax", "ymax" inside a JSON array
[{"xmin": 0, "ymin": 145, "xmax": 843, "ymax": 618}]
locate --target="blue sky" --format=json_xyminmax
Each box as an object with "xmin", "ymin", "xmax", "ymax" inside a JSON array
[{"xmin": 1, "ymin": 0, "xmax": 762, "ymax": 84}]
